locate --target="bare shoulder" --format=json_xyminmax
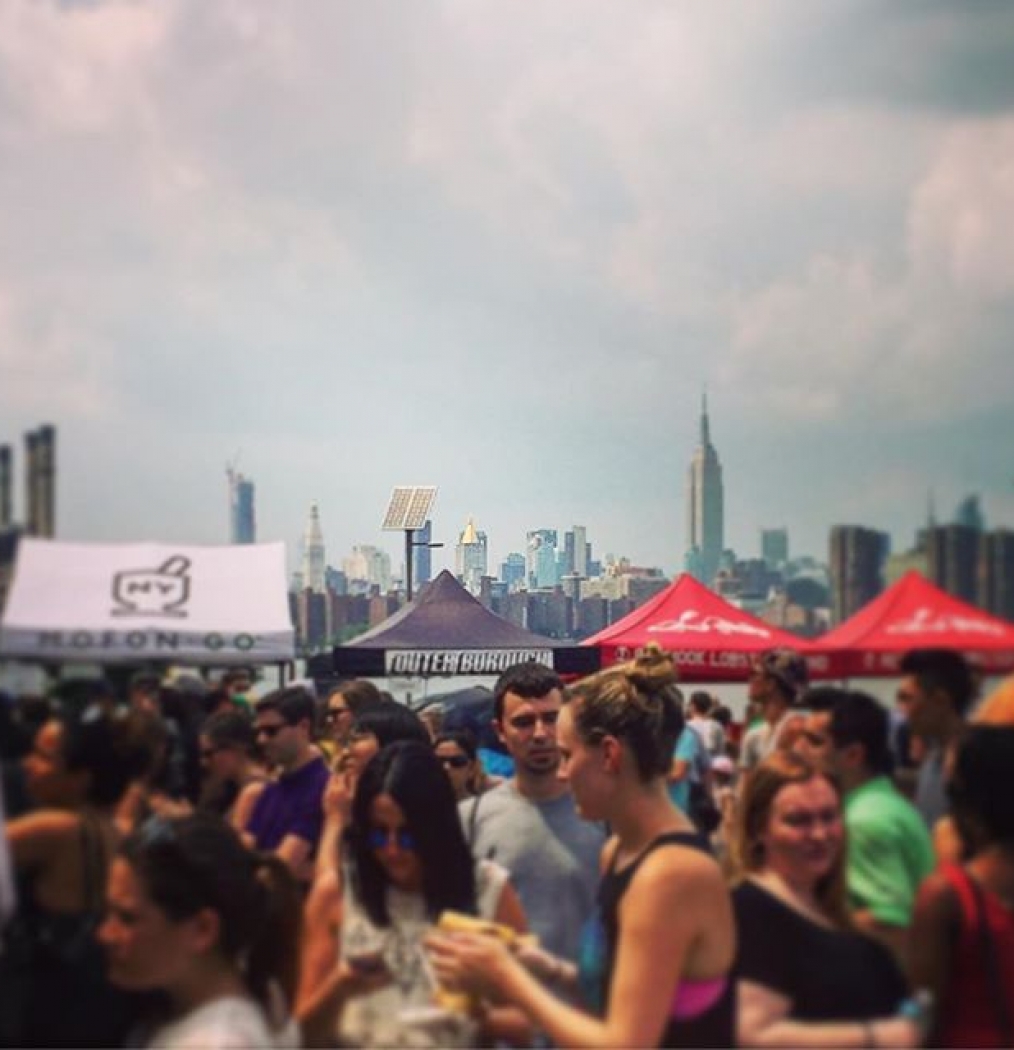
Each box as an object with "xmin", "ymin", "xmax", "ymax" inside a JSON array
[
  {"xmin": 635, "ymin": 840, "xmax": 724, "ymax": 900},
  {"xmin": 7, "ymin": 809, "xmax": 82, "ymax": 865},
  {"xmin": 914, "ymin": 869, "xmax": 961, "ymax": 917},
  {"xmin": 9, "ymin": 808, "xmax": 81, "ymax": 843}
]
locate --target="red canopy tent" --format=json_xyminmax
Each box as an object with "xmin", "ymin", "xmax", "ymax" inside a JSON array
[
  {"xmin": 810, "ymin": 570, "xmax": 1014, "ymax": 677},
  {"xmin": 582, "ymin": 573, "xmax": 814, "ymax": 681}
]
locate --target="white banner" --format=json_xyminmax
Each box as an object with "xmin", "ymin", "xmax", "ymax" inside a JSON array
[{"xmin": 0, "ymin": 538, "xmax": 295, "ymax": 665}]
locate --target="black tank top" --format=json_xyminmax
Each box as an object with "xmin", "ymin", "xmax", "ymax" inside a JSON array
[{"xmin": 582, "ymin": 830, "xmax": 735, "ymax": 1048}]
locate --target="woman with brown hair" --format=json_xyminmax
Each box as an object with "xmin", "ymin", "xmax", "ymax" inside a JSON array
[{"xmin": 732, "ymin": 751, "xmax": 923, "ymax": 1047}]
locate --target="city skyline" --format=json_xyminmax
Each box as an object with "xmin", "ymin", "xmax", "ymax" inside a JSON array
[{"xmin": 2, "ymin": 4, "xmax": 1013, "ymax": 573}]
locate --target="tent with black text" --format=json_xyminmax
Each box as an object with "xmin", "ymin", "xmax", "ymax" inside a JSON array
[{"xmin": 0, "ymin": 538, "xmax": 295, "ymax": 665}]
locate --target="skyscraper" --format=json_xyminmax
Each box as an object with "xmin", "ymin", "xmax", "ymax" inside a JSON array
[
  {"xmin": 926, "ymin": 523, "xmax": 978, "ymax": 604},
  {"xmin": 414, "ymin": 519, "xmax": 433, "ymax": 591},
  {"xmin": 227, "ymin": 469, "xmax": 256, "ymax": 544},
  {"xmin": 527, "ymin": 529, "xmax": 559, "ymax": 589},
  {"xmin": 24, "ymin": 424, "xmax": 56, "ymax": 538},
  {"xmin": 301, "ymin": 504, "xmax": 326, "ymax": 593},
  {"xmin": 455, "ymin": 516, "xmax": 488, "ymax": 594},
  {"xmin": 0, "ymin": 445, "xmax": 11, "ymax": 530},
  {"xmin": 829, "ymin": 525, "xmax": 888, "ymax": 623},
  {"xmin": 979, "ymin": 529, "xmax": 1014, "ymax": 621},
  {"xmin": 761, "ymin": 528, "xmax": 789, "ymax": 570},
  {"xmin": 685, "ymin": 393, "xmax": 724, "ymax": 584}
]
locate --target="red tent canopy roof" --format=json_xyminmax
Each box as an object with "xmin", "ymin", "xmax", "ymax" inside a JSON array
[
  {"xmin": 583, "ymin": 573, "xmax": 811, "ymax": 681},
  {"xmin": 812, "ymin": 571, "xmax": 1014, "ymax": 676}
]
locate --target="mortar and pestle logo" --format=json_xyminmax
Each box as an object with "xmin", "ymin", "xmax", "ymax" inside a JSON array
[{"xmin": 111, "ymin": 556, "xmax": 192, "ymax": 618}]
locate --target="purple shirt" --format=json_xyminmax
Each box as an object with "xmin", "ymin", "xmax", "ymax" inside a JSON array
[{"xmin": 247, "ymin": 754, "xmax": 329, "ymax": 855}]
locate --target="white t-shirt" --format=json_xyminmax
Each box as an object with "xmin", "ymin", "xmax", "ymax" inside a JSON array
[
  {"xmin": 145, "ymin": 996, "xmax": 296, "ymax": 1050},
  {"xmin": 338, "ymin": 859, "xmax": 509, "ymax": 1048}
]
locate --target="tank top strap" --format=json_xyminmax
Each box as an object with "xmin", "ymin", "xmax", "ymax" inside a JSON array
[{"xmin": 606, "ymin": 830, "xmax": 710, "ymax": 879}]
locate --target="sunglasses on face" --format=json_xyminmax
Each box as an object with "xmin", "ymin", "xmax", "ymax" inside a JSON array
[
  {"xmin": 367, "ymin": 827, "xmax": 417, "ymax": 851},
  {"xmin": 324, "ymin": 707, "xmax": 351, "ymax": 724},
  {"xmin": 438, "ymin": 753, "xmax": 470, "ymax": 769},
  {"xmin": 509, "ymin": 711, "xmax": 560, "ymax": 731},
  {"xmin": 255, "ymin": 723, "xmax": 286, "ymax": 739}
]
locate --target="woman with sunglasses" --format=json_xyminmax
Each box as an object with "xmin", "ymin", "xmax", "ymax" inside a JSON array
[
  {"xmin": 297, "ymin": 740, "xmax": 527, "ymax": 1048},
  {"xmin": 433, "ymin": 729, "xmax": 500, "ymax": 801},
  {"xmin": 99, "ymin": 812, "xmax": 303, "ymax": 1049},
  {"xmin": 427, "ymin": 646, "xmax": 737, "ymax": 1048}
]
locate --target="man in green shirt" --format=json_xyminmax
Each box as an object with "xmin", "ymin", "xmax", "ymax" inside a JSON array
[{"xmin": 797, "ymin": 687, "xmax": 935, "ymax": 965}]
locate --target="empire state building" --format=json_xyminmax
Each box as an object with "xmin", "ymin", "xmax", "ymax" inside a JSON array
[{"xmin": 685, "ymin": 392, "xmax": 724, "ymax": 584}]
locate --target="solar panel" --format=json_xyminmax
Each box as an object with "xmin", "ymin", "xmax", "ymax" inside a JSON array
[{"xmin": 382, "ymin": 486, "xmax": 437, "ymax": 530}]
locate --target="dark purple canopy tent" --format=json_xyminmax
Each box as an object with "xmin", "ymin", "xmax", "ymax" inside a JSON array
[{"xmin": 328, "ymin": 570, "xmax": 598, "ymax": 678}]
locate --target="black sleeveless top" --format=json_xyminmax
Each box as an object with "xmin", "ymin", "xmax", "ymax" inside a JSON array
[{"xmin": 579, "ymin": 830, "xmax": 735, "ymax": 1048}]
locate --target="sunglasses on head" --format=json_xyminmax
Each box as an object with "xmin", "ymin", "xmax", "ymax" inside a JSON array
[
  {"xmin": 509, "ymin": 711, "xmax": 559, "ymax": 731},
  {"xmin": 438, "ymin": 753, "xmax": 470, "ymax": 769},
  {"xmin": 367, "ymin": 827, "xmax": 417, "ymax": 851}
]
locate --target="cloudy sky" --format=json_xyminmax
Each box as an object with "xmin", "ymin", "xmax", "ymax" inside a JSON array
[{"xmin": 3, "ymin": 0, "xmax": 1014, "ymax": 579}]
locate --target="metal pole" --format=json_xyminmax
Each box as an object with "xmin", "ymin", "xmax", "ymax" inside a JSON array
[{"xmin": 405, "ymin": 529, "xmax": 414, "ymax": 603}]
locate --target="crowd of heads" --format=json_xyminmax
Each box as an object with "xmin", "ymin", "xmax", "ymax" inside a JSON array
[{"xmin": 5, "ymin": 640, "xmax": 1014, "ymax": 1047}]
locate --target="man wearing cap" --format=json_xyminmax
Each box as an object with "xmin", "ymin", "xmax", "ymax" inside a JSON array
[{"xmin": 739, "ymin": 648, "xmax": 809, "ymax": 772}]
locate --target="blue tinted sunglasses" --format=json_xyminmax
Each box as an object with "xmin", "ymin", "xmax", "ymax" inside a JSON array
[{"xmin": 367, "ymin": 827, "xmax": 417, "ymax": 851}]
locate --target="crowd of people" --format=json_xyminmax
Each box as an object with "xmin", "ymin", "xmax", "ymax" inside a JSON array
[{"xmin": 0, "ymin": 644, "xmax": 1012, "ymax": 1048}]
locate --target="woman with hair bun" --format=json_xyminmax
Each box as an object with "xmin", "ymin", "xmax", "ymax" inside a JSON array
[
  {"xmin": 98, "ymin": 812, "xmax": 302, "ymax": 1048},
  {"xmin": 428, "ymin": 645, "xmax": 737, "ymax": 1048}
]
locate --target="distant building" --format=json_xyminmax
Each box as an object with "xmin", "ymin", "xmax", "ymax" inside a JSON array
[
  {"xmin": 829, "ymin": 525, "xmax": 889, "ymax": 624},
  {"xmin": 455, "ymin": 516, "xmax": 488, "ymax": 594},
  {"xmin": 563, "ymin": 526, "xmax": 589, "ymax": 578},
  {"xmin": 24, "ymin": 424, "xmax": 56, "ymax": 538},
  {"xmin": 500, "ymin": 552, "xmax": 526, "ymax": 590},
  {"xmin": 413, "ymin": 519, "xmax": 434, "ymax": 591},
  {"xmin": 978, "ymin": 529, "xmax": 1014, "ymax": 621},
  {"xmin": 926, "ymin": 523, "xmax": 978, "ymax": 604},
  {"xmin": 761, "ymin": 528, "xmax": 789, "ymax": 570},
  {"xmin": 228, "ymin": 470, "xmax": 256, "ymax": 544},
  {"xmin": 527, "ymin": 529, "xmax": 559, "ymax": 589},
  {"xmin": 343, "ymin": 545, "xmax": 393, "ymax": 594},
  {"xmin": 685, "ymin": 393, "xmax": 724, "ymax": 585},
  {"xmin": 301, "ymin": 504, "xmax": 327, "ymax": 593},
  {"xmin": 0, "ymin": 445, "xmax": 12, "ymax": 530},
  {"xmin": 296, "ymin": 589, "xmax": 329, "ymax": 652},
  {"xmin": 955, "ymin": 495, "xmax": 985, "ymax": 533}
]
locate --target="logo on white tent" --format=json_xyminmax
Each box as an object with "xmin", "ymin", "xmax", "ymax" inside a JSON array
[
  {"xmin": 111, "ymin": 556, "xmax": 192, "ymax": 619},
  {"xmin": 647, "ymin": 611, "xmax": 771, "ymax": 638}
]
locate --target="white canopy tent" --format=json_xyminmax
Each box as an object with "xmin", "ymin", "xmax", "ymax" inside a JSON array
[{"xmin": 0, "ymin": 538, "xmax": 295, "ymax": 666}]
